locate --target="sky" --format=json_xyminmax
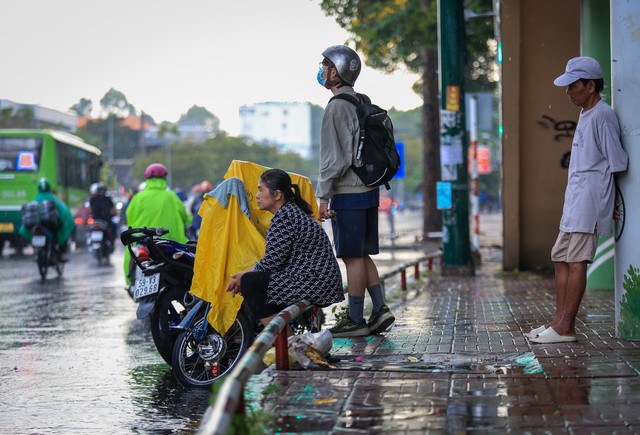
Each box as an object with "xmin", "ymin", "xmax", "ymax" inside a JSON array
[{"xmin": 1, "ymin": 0, "xmax": 423, "ymax": 136}]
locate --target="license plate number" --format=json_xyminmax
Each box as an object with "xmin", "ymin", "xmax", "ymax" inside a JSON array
[
  {"xmin": 134, "ymin": 273, "xmax": 160, "ymax": 299},
  {"xmin": 0, "ymin": 222, "xmax": 14, "ymax": 232},
  {"xmin": 32, "ymin": 235, "xmax": 46, "ymax": 247},
  {"xmin": 90, "ymin": 231, "xmax": 104, "ymax": 241}
]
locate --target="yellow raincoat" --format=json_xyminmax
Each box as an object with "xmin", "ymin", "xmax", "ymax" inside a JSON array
[{"xmin": 190, "ymin": 161, "xmax": 318, "ymax": 335}]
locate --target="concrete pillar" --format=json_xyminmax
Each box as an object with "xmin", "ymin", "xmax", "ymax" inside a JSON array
[
  {"xmin": 611, "ymin": 0, "xmax": 640, "ymax": 338},
  {"xmin": 582, "ymin": 0, "xmax": 615, "ymax": 291}
]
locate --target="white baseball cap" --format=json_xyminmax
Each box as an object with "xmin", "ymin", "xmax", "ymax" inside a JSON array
[{"xmin": 554, "ymin": 56, "xmax": 603, "ymax": 86}]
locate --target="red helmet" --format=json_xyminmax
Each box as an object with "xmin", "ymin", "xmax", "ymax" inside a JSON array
[{"xmin": 144, "ymin": 163, "xmax": 168, "ymax": 179}]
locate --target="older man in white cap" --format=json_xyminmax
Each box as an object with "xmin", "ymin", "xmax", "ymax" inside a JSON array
[{"xmin": 528, "ymin": 56, "xmax": 628, "ymax": 344}]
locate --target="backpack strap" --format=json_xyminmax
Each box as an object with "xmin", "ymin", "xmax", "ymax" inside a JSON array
[
  {"xmin": 329, "ymin": 93, "xmax": 360, "ymax": 106},
  {"xmin": 329, "ymin": 92, "xmax": 372, "ymax": 105}
]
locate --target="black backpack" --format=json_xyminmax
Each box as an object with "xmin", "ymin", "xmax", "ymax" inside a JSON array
[
  {"xmin": 39, "ymin": 200, "xmax": 61, "ymax": 231},
  {"xmin": 330, "ymin": 93, "xmax": 400, "ymax": 190},
  {"xmin": 21, "ymin": 201, "xmax": 40, "ymax": 230}
]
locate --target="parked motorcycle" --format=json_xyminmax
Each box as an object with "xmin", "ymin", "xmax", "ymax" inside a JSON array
[
  {"xmin": 31, "ymin": 224, "xmax": 64, "ymax": 280},
  {"xmin": 170, "ymin": 299, "xmax": 255, "ymax": 388},
  {"xmin": 86, "ymin": 218, "xmax": 112, "ymax": 265},
  {"xmin": 120, "ymin": 227, "xmax": 197, "ymax": 365},
  {"xmin": 170, "ymin": 298, "xmax": 324, "ymax": 388}
]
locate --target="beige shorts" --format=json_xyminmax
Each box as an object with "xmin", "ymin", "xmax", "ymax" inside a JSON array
[{"xmin": 550, "ymin": 231, "xmax": 598, "ymax": 263}]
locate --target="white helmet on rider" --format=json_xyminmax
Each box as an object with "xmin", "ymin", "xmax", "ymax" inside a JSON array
[{"xmin": 90, "ymin": 183, "xmax": 100, "ymax": 195}]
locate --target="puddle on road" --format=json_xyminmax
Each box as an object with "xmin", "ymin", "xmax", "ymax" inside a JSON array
[
  {"xmin": 243, "ymin": 352, "xmax": 542, "ymax": 433},
  {"xmin": 323, "ymin": 351, "xmax": 542, "ymax": 375},
  {"xmin": 245, "ymin": 375, "xmax": 339, "ymax": 433}
]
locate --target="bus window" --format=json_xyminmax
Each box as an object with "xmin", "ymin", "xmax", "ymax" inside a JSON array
[
  {"xmin": 56, "ymin": 140, "xmax": 101, "ymax": 189},
  {"xmin": 0, "ymin": 137, "xmax": 42, "ymax": 172}
]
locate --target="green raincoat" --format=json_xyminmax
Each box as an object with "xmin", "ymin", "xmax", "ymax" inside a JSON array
[
  {"xmin": 123, "ymin": 177, "xmax": 191, "ymax": 282},
  {"xmin": 19, "ymin": 191, "xmax": 75, "ymax": 245}
]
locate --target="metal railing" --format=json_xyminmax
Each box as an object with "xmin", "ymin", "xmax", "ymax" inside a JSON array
[
  {"xmin": 380, "ymin": 251, "xmax": 441, "ymax": 291},
  {"xmin": 197, "ymin": 300, "xmax": 312, "ymax": 435},
  {"xmin": 197, "ymin": 251, "xmax": 441, "ymax": 435}
]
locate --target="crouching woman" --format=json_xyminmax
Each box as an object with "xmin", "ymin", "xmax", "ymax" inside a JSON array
[{"xmin": 226, "ymin": 169, "xmax": 344, "ymax": 331}]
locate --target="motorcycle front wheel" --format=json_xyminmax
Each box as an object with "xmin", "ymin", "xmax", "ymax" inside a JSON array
[
  {"xmin": 171, "ymin": 307, "xmax": 254, "ymax": 388},
  {"xmin": 150, "ymin": 286, "xmax": 190, "ymax": 365}
]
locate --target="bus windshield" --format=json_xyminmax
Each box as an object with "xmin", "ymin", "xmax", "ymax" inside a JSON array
[{"xmin": 0, "ymin": 136, "xmax": 42, "ymax": 172}]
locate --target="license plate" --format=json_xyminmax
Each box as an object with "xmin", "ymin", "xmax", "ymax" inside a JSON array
[
  {"xmin": 32, "ymin": 235, "xmax": 46, "ymax": 247},
  {"xmin": 134, "ymin": 273, "xmax": 160, "ymax": 299},
  {"xmin": 90, "ymin": 231, "xmax": 104, "ymax": 241},
  {"xmin": 0, "ymin": 222, "xmax": 14, "ymax": 232}
]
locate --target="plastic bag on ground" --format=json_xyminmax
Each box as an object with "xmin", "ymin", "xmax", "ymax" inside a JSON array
[
  {"xmin": 262, "ymin": 330, "xmax": 334, "ymax": 369},
  {"xmin": 288, "ymin": 329, "xmax": 334, "ymax": 369}
]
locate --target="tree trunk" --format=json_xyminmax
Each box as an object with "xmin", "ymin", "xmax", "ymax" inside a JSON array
[{"xmin": 422, "ymin": 47, "xmax": 442, "ymax": 249}]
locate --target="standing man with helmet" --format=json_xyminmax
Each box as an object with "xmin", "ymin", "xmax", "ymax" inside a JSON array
[
  {"xmin": 317, "ymin": 45, "xmax": 395, "ymax": 337},
  {"xmin": 123, "ymin": 163, "xmax": 191, "ymax": 278},
  {"xmin": 528, "ymin": 57, "xmax": 628, "ymax": 344},
  {"xmin": 19, "ymin": 178, "xmax": 75, "ymax": 261}
]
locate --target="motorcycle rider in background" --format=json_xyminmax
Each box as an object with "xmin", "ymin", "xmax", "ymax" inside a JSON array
[
  {"xmin": 89, "ymin": 183, "xmax": 117, "ymax": 250},
  {"xmin": 123, "ymin": 163, "xmax": 191, "ymax": 281},
  {"xmin": 19, "ymin": 178, "xmax": 75, "ymax": 261}
]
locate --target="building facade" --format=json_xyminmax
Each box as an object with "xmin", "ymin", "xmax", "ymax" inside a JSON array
[
  {"xmin": 0, "ymin": 99, "xmax": 77, "ymax": 132},
  {"xmin": 239, "ymin": 102, "xmax": 318, "ymax": 159}
]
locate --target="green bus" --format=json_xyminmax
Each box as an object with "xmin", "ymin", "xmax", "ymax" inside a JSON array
[{"xmin": 0, "ymin": 129, "xmax": 103, "ymax": 253}]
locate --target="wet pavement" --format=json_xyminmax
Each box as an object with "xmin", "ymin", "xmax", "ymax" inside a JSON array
[
  {"xmin": 4, "ymin": 211, "xmax": 639, "ymax": 433},
  {"xmin": 0, "ymin": 210, "xmax": 424, "ymax": 434},
  {"xmin": 235, "ymin": 215, "xmax": 640, "ymax": 434},
  {"xmin": 0, "ymin": 247, "xmax": 210, "ymax": 434}
]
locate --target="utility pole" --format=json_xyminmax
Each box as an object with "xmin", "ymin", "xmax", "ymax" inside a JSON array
[
  {"xmin": 438, "ymin": 0, "xmax": 473, "ymax": 275},
  {"xmin": 139, "ymin": 110, "xmax": 145, "ymax": 156},
  {"xmin": 107, "ymin": 114, "xmax": 114, "ymax": 162}
]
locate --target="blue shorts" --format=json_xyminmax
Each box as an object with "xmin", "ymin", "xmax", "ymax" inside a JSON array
[{"xmin": 330, "ymin": 206, "xmax": 379, "ymax": 258}]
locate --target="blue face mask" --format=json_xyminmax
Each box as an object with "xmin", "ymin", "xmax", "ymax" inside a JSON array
[{"xmin": 317, "ymin": 67, "xmax": 327, "ymax": 87}]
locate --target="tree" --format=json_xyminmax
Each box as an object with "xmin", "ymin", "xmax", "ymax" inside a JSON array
[
  {"xmin": 75, "ymin": 117, "xmax": 141, "ymax": 160},
  {"xmin": 99, "ymin": 88, "xmax": 136, "ymax": 118},
  {"xmin": 179, "ymin": 105, "xmax": 220, "ymax": 132},
  {"xmin": 69, "ymin": 98, "xmax": 93, "ymax": 117},
  {"xmin": 319, "ymin": 0, "xmax": 496, "ymax": 247},
  {"xmin": 0, "ymin": 106, "xmax": 35, "ymax": 128},
  {"xmin": 131, "ymin": 136, "xmax": 315, "ymax": 191},
  {"xmin": 158, "ymin": 121, "xmax": 179, "ymax": 138}
]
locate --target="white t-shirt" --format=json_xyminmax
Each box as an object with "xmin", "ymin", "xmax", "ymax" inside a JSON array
[{"xmin": 560, "ymin": 99, "xmax": 628, "ymax": 236}]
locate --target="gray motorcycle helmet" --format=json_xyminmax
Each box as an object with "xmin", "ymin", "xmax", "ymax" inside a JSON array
[{"xmin": 322, "ymin": 45, "xmax": 361, "ymax": 86}]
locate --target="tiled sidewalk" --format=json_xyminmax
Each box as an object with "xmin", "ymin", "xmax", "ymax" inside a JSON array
[{"xmin": 244, "ymin": 254, "xmax": 640, "ymax": 433}]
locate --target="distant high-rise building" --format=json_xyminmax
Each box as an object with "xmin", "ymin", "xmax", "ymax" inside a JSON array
[{"xmin": 239, "ymin": 102, "xmax": 321, "ymax": 159}]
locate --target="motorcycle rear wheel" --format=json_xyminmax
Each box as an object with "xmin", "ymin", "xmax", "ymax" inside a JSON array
[
  {"xmin": 171, "ymin": 307, "xmax": 254, "ymax": 388},
  {"xmin": 150, "ymin": 286, "xmax": 190, "ymax": 365},
  {"xmin": 36, "ymin": 248, "xmax": 48, "ymax": 280}
]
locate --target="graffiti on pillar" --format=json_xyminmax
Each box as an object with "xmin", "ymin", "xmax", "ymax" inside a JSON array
[
  {"xmin": 538, "ymin": 115, "xmax": 577, "ymax": 168},
  {"xmin": 620, "ymin": 265, "xmax": 640, "ymax": 339},
  {"xmin": 440, "ymin": 109, "xmax": 464, "ymax": 181}
]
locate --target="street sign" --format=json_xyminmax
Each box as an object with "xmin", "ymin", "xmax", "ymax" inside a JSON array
[
  {"xmin": 395, "ymin": 142, "xmax": 405, "ymax": 179},
  {"xmin": 437, "ymin": 181, "xmax": 452, "ymax": 209}
]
